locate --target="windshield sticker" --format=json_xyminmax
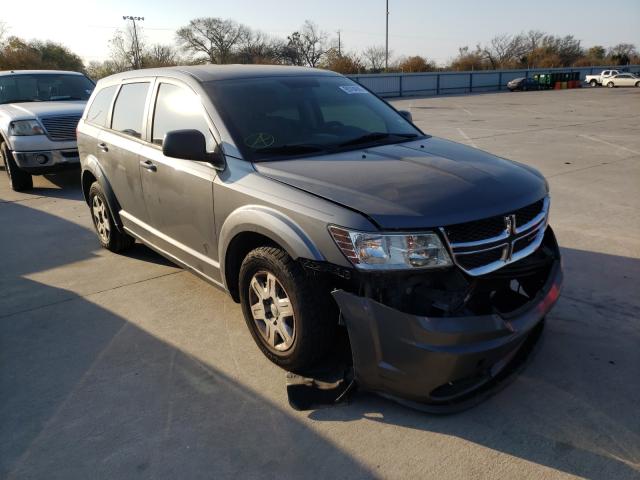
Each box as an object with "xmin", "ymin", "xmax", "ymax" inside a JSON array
[
  {"xmin": 339, "ymin": 85, "xmax": 368, "ymax": 94},
  {"xmin": 244, "ymin": 132, "xmax": 275, "ymax": 149}
]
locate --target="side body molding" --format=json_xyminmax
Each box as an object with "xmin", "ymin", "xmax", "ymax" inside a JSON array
[
  {"xmin": 82, "ymin": 155, "xmax": 124, "ymax": 231},
  {"xmin": 218, "ymin": 205, "xmax": 325, "ymax": 288}
]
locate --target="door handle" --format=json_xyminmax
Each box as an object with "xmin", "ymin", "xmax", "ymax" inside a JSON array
[
  {"xmin": 140, "ymin": 159, "xmax": 157, "ymax": 172},
  {"xmin": 97, "ymin": 142, "xmax": 108, "ymax": 152}
]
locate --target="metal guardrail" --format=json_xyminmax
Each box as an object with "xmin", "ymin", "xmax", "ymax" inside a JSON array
[{"xmin": 348, "ymin": 65, "xmax": 640, "ymax": 97}]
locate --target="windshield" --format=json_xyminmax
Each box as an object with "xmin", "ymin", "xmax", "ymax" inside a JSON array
[
  {"xmin": 206, "ymin": 75, "xmax": 423, "ymax": 161},
  {"xmin": 0, "ymin": 73, "xmax": 94, "ymax": 105}
]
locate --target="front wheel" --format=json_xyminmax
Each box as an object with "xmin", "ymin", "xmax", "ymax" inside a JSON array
[
  {"xmin": 607, "ymin": 82, "xmax": 614, "ymax": 88},
  {"xmin": 1, "ymin": 142, "xmax": 32, "ymax": 191},
  {"xmin": 590, "ymin": 80, "xmax": 597, "ymax": 87},
  {"xmin": 88, "ymin": 181, "xmax": 135, "ymax": 252},
  {"xmin": 239, "ymin": 246, "xmax": 335, "ymax": 372}
]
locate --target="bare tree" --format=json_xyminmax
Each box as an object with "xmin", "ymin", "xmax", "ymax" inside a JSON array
[
  {"xmin": 144, "ymin": 44, "xmax": 179, "ymax": 67},
  {"xmin": 176, "ymin": 17, "xmax": 247, "ymax": 64},
  {"xmin": 524, "ymin": 30, "xmax": 546, "ymax": 52},
  {"xmin": 0, "ymin": 21, "xmax": 8, "ymax": 46},
  {"xmin": 110, "ymin": 23, "xmax": 145, "ymax": 70},
  {"xmin": 236, "ymin": 29, "xmax": 283, "ymax": 64},
  {"xmin": 287, "ymin": 21, "xmax": 329, "ymax": 67},
  {"xmin": 607, "ymin": 43, "xmax": 638, "ymax": 64},
  {"xmin": 362, "ymin": 45, "xmax": 387, "ymax": 72},
  {"xmin": 481, "ymin": 34, "xmax": 528, "ymax": 69}
]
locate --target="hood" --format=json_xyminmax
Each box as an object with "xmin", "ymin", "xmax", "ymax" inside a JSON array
[
  {"xmin": 0, "ymin": 101, "xmax": 86, "ymax": 120},
  {"xmin": 254, "ymin": 137, "xmax": 548, "ymax": 229}
]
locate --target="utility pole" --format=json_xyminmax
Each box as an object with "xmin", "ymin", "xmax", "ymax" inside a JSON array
[
  {"xmin": 337, "ymin": 30, "xmax": 341, "ymax": 56},
  {"xmin": 385, "ymin": 0, "xmax": 389, "ymax": 71},
  {"xmin": 123, "ymin": 15, "xmax": 144, "ymax": 69}
]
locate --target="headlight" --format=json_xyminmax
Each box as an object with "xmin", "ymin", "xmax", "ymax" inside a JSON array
[
  {"xmin": 9, "ymin": 120, "xmax": 45, "ymax": 136},
  {"xmin": 329, "ymin": 226, "xmax": 453, "ymax": 270}
]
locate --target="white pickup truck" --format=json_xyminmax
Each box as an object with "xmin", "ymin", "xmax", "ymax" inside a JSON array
[
  {"xmin": 584, "ymin": 70, "xmax": 620, "ymax": 87},
  {"xmin": 0, "ymin": 70, "xmax": 94, "ymax": 191}
]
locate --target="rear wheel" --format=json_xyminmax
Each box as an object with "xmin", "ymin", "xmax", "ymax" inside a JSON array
[
  {"xmin": 590, "ymin": 79, "xmax": 597, "ymax": 87},
  {"xmin": 88, "ymin": 181, "xmax": 135, "ymax": 252},
  {"xmin": 239, "ymin": 246, "xmax": 335, "ymax": 372},
  {"xmin": 1, "ymin": 142, "xmax": 33, "ymax": 191},
  {"xmin": 636, "ymin": 81, "xmax": 640, "ymax": 88}
]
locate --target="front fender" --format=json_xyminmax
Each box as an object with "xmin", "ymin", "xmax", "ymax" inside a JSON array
[
  {"xmin": 218, "ymin": 205, "xmax": 325, "ymax": 288},
  {"xmin": 82, "ymin": 155, "xmax": 124, "ymax": 231}
]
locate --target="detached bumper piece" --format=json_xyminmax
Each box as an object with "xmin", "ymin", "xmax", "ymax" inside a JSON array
[{"xmin": 333, "ymin": 227, "xmax": 562, "ymax": 413}]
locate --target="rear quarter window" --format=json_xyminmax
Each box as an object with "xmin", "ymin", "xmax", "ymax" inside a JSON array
[{"xmin": 86, "ymin": 85, "xmax": 118, "ymax": 127}]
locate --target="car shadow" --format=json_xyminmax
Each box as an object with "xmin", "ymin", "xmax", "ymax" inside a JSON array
[
  {"xmin": 308, "ymin": 246, "xmax": 640, "ymax": 479},
  {"xmin": 0, "ymin": 200, "xmax": 375, "ymax": 479}
]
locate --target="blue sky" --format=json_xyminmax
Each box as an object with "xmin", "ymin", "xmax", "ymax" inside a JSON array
[{"xmin": 3, "ymin": 0, "xmax": 639, "ymax": 64}]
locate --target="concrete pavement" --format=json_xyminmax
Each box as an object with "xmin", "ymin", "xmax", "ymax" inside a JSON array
[{"xmin": 1, "ymin": 87, "xmax": 639, "ymax": 479}]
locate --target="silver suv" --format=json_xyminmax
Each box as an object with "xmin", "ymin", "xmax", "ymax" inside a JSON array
[
  {"xmin": 0, "ymin": 70, "xmax": 94, "ymax": 191},
  {"xmin": 77, "ymin": 65, "xmax": 562, "ymax": 411}
]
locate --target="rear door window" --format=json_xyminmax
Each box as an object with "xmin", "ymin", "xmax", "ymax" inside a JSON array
[
  {"xmin": 86, "ymin": 85, "xmax": 118, "ymax": 127},
  {"xmin": 111, "ymin": 82, "xmax": 150, "ymax": 139},
  {"xmin": 151, "ymin": 83, "xmax": 214, "ymax": 150}
]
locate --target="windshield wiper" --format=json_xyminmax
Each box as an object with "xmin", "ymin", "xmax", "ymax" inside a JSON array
[
  {"xmin": 50, "ymin": 96, "xmax": 84, "ymax": 101},
  {"xmin": 339, "ymin": 132, "xmax": 419, "ymax": 148},
  {"xmin": 253, "ymin": 144, "xmax": 332, "ymax": 157},
  {"xmin": 1, "ymin": 98, "xmax": 42, "ymax": 104}
]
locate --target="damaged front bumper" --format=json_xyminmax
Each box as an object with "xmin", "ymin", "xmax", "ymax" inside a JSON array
[{"xmin": 331, "ymin": 228, "xmax": 563, "ymax": 413}]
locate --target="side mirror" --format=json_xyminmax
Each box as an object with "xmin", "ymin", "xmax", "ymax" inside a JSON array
[
  {"xmin": 398, "ymin": 110, "xmax": 413, "ymax": 123},
  {"xmin": 162, "ymin": 129, "xmax": 225, "ymax": 170}
]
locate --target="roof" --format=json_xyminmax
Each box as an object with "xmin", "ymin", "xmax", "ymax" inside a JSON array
[
  {"xmin": 101, "ymin": 64, "xmax": 340, "ymax": 84},
  {"xmin": 0, "ymin": 70, "xmax": 86, "ymax": 76}
]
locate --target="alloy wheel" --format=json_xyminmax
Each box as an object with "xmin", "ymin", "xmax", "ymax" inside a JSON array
[
  {"xmin": 248, "ymin": 270, "xmax": 295, "ymax": 351},
  {"xmin": 91, "ymin": 195, "xmax": 111, "ymax": 243}
]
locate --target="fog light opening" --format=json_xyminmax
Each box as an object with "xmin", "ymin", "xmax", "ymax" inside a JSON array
[{"xmin": 36, "ymin": 154, "xmax": 48, "ymax": 165}]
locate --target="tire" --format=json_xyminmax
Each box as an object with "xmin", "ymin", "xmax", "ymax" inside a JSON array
[
  {"xmin": 590, "ymin": 80, "xmax": 597, "ymax": 87},
  {"xmin": 1, "ymin": 142, "xmax": 33, "ymax": 191},
  {"xmin": 88, "ymin": 181, "xmax": 135, "ymax": 252},
  {"xmin": 239, "ymin": 246, "xmax": 335, "ymax": 372},
  {"xmin": 607, "ymin": 82, "xmax": 614, "ymax": 88},
  {"xmin": 636, "ymin": 81, "xmax": 640, "ymax": 88}
]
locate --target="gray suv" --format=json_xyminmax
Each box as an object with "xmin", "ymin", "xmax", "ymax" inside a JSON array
[{"xmin": 77, "ymin": 65, "xmax": 562, "ymax": 411}]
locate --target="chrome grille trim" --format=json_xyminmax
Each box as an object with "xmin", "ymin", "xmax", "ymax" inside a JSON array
[
  {"xmin": 441, "ymin": 197, "xmax": 549, "ymax": 276},
  {"xmin": 40, "ymin": 115, "xmax": 81, "ymax": 141}
]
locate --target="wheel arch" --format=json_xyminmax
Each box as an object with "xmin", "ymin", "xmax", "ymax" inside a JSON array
[
  {"xmin": 219, "ymin": 206, "xmax": 325, "ymax": 302},
  {"xmin": 82, "ymin": 155, "xmax": 125, "ymax": 232}
]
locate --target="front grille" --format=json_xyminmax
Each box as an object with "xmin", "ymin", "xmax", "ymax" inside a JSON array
[
  {"xmin": 514, "ymin": 199, "xmax": 544, "ymax": 228},
  {"xmin": 442, "ymin": 197, "xmax": 548, "ymax": 276},
  {"xmin": 513, "ymin": 231, "xmax": 538, "ymax": 253},
  {"xmin": 445, "ymin": 216, "xmax": 505, "ymax": 243},
  {"xmin": 456, "ymin": 248, "xmax": 504, "ymax": 270},
  {"xmin": 40, "ymin": 115, "xmax": 81, "ymax": 141}
]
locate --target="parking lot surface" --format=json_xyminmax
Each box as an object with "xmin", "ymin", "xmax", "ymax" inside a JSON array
[{"xmin": 1, "ymin": 87, "xmax": 639, "ymax": 479}]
